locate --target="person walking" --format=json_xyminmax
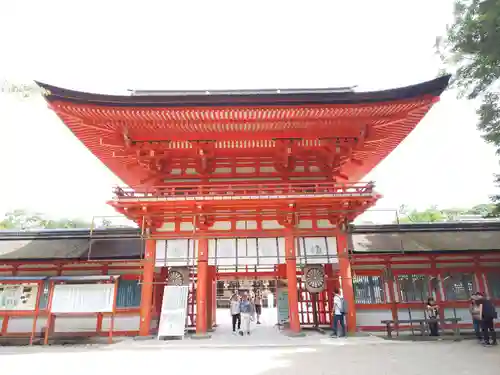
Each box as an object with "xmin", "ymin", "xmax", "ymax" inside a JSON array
[
  {"xmin": 239, "ymin": 292, "xmax": 255, "ymax": 336},
  {"xmin": 331, "ymin": 289, "xmax": 346, "ymax": 338},
  {"xmin": 229, "ymin": 293, "xmax": 241, "ymax": 335},
  {"xmin": 476, "ymin": 292, "xmax": 497, "ymax": 346}
]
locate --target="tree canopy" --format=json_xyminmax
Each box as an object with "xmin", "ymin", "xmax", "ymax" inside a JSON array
[
  {"xmin": 437, "ymin": 0, "xmax": 500, "ymax": 212},
  {"xmin": 397, "ymin": 203, "xmax": 496, "ymax": 223},
  {"xmin": 0, "ymin": 209, "xmax": 114, "ymax": 230}
]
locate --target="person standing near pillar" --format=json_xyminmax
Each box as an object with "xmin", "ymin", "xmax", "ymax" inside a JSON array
[
  {"xmin": 331, "ymin": 288, "xmax": 346, "ymax": 338},
  {"xmin": 477, "ymin": 292, "xmax": 498, "ymax": 346}
]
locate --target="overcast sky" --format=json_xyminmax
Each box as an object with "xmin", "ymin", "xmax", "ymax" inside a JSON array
[{"xmin": 0, "ymin": 0, "xmax": 498, "ymax": 224}]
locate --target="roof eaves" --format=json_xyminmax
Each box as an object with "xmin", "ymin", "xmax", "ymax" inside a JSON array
[{"xmin": 35, "ymin": 75, "xmax": 451, "ymax": 108}]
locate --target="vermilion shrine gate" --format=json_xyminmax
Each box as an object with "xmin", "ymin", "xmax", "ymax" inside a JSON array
[{"xmin": 29, "ymin": 76, "xmax": 450, "ymax": 336}]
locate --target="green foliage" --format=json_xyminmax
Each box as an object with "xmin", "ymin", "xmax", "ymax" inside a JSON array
[
  {"xmin": 437, "ymin": 0, "xmax": 500, "ymax": 100},
  {"xmin": 398, "ymin": 205, "xmax": 446, "ymax": 223},
  {"xmin": 397, "ymin": 203, "xmax": 495, "ymax": 223},
  {"xmin": 437, "ymin": 0, "xmax": 500, "ymax": 213},
  {"xmin": 0, "ymin": 209, "xmax": 92, "ymax": 230},
  {"xmin": 468, "ymin": 202, "xmax": 497, "ymax": 215}
]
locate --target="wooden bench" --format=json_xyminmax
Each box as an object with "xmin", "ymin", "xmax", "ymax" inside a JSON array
[{"xmin": 381, "ymin": 318, "xmax": 462, "ymax": 338}]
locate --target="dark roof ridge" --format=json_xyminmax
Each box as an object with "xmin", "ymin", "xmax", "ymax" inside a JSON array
[{"xmin": 35, "ymin": 75, "xmax": 451, "ymax": 108}]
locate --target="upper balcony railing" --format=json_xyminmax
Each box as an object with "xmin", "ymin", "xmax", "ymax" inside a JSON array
[{"xmin": 111, "ymin": 181, "xmax": 378, "ymax": 202}]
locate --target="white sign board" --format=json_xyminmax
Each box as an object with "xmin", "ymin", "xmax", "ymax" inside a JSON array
[
  {"xmin": 0, "ymin": 283, "xmax": 39, "ymax": 311},
  {"xmin": 51, "ymin": 284, "xmax": 115, "ymax": 313},
  {"xmin": 158, "ymin": 285, "xmax": 189, "ymax": 339}
]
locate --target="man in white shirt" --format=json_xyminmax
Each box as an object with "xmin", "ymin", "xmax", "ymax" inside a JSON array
[{"xmin": 331, "ymin": 288, "xmax": 346, "ymax": 338}]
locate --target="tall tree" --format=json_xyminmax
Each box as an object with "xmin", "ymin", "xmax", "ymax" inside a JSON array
[{"xmin": 437, "ymin": 0, "xmax": 500, "ymax": 212}]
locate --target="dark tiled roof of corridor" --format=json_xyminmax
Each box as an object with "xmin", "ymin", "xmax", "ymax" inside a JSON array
[
  {"xmin": 0, "ymin": 238, "xmax": 143, "ymax": 260},
  {"xmin": 350, "ymin": 231, "xmax": 500, "ymax": 252},
  {"xmin": 1, "ymin": 221, "xmax": 500, "ymax": 260}
]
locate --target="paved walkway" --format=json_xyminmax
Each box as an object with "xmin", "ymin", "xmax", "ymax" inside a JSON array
[
  {"xmin": 1, "ymin": 340, "xmax": 498, "ymax": 375},
  {"xmin": 114, "ymin": 307, "xmax": 407, "ymax": 349}
]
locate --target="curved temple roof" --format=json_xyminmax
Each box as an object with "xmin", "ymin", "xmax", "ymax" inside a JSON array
[
  {"xmin": 36, "ymin": 76, "xmax": 451, "ymax": 187},
  {"xmin": 36, "ymin": 76, "xmax": 450, "ymax": 107}
]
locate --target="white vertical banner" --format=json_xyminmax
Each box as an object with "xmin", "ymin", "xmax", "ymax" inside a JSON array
[{"xmin": 158, "ymin": 285, "xmax": 189, "ymax": 339}]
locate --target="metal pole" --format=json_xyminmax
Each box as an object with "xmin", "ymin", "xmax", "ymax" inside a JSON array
[
  {"xmin": 190, "ymin": 214, "xmax": 197, "ymax": 329},
  {"xmin": 87, "ymin": 216, "xmax": 96, "ymax": 260}
]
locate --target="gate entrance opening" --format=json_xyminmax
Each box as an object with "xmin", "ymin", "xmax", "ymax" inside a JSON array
[
  {"xmin": 155, "ymin": 237, "xmax": 344, "ymax": 333},
  {"xmin": 216, "ymin": 276, "xmax": 279, "ymax": 332}
]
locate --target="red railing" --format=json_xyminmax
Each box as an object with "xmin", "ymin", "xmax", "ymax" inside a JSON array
[{"xmin": 112, "ymin": 181, "xmax": 377, "ymax": 200}]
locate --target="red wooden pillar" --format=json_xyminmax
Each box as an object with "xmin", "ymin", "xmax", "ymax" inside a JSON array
[
  {"xmin": 139, "ymin": 239, "xmax": 156, "ymax": 336},
  {"xmin": 324, "ymin": 264, "xmax": 335, "ymax": 323},
  {"xmin": 277, "ymin": 264, "xmax": 287, "ymax": 278},
  {"xmin": 473, "ymin": 257, "xmax": 487, "ymax": 294},
  {"xmin": 285, "ymin": 233, "xmax": 301, "ymax": 333},
  {"xmin": 211, "ymin": 267, "xmax": 217, "ymax": 327},
  {"xmin": 0, "ymin": 314, "xmax": 8, "ymax": 336},
  {"xmin": 206, "ymin": 266, "xmax": 215, "ymax": 331},
  {"xmin": 154, "ymin": 267, "xmax": 169, "ymax": 318},
  {"xmin": 196, "ymin": 238, "xmax": 209, "ymax": 335},
  {"xmin": 337, "ymin": 232, "xmax": 356, "ymax": 333},
  {"xmin": 385, "ymin": 262, "xmax": 398, "ymax": 321},
  {"xmin": 429, "ymin": 256, "xmax": 445, "ymax": 321}
]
